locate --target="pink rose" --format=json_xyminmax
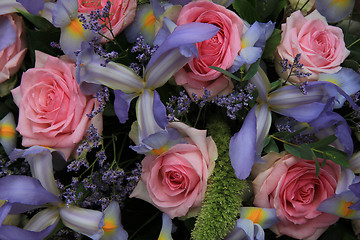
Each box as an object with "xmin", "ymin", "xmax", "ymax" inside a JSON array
[
  {"xmin": 174, "ymin": 0, "xmax": 243, "ymax": 97},
  {"xmin": 78, "ymin": 0, "xmax": 137, "ymax": 42},
  {"xmin": 0, "ymin": 14, "xmax": 27, "ymax": 83},
  {"xmin": 130, "ymin": 122, "xmax": 217, "ymax": 218},
  {"xmin": 275, "ymin": 10, "xmax": 350, "ymax": 83},
  {"xmin": 11, "ymin": 51, "xmax": 101, "ymax": 160},
  {"xmin": 252, "ymin": 153, "xmax": 340, "ymax": 239}
]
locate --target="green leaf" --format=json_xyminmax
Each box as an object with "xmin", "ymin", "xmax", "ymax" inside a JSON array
[
  {"xmin": 0, "ymin": 75, "xmax": 17, "ymax": 97},
  {"xmin": 232, "ymin": 0, "xmax": 259, "ymax": 24},
  {"xmin": 264, "ymin": 138, "xmax": 279, "ymax": 153},
  {"xmin": 16, "ymin": 8, "xmax": 56, "ymax": 32},
  {"xmin": 209, "ymin": 66, "xmax": 242, "ymax": 82},
  {"xmin": 309, "ymin": 135, "xmax": 337, "ymax": 149},
  {"xmin": 269, "ymin": 79, "xmax": 282, "ymax": 91},
  {"xmin": 262, "ymin": 28, "xmax": 281, "ymax": 60},
  {"xmin": 256, "ymin": 0, "xmax": 278, "ymax": 21},
  {"xmin": 283, "ymin": 127, "xmax": 307, "ymax": 140},
  {"xmin": 284, "ymin": 143, "xmax": 313, "ymax": 160},
  {"xmin": 243, "ymin": 59, "xmax": 260, "ymax": 81},
  {"xmin": 316, "ymin": 146, "xmax": 350, "ymax": 167},
  {"xmin": 341, "ymin": 59, "xmax": 359, "ymax": 72}
]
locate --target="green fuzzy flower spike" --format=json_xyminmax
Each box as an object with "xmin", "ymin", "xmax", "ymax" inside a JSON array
[{"xmin": 191, "ymin": 117, "xmax": 251, "ymax": 240}]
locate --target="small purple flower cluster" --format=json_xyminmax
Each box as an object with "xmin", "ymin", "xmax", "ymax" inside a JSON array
[
  {"xmin": 58, "ymin": 161, "xmax": 142, "ymax": 211},
  {"xmin": 76, "ymin": 124, "xmax": 102, "ymax": 157},
  {"xmin": 0, "ymin": 152, "xmax": 30, "ymax": 178},
  {"xmin": 78, "ymin": 0, "xmax": 111, "ymax": 34},
  {"xmin": 130, "ymin": 36, "xmax": 159, "ymax": 75},
  {"xmin": 166, "ymin": 90, "xmax": 192, "ymax": 121},
  {"xmin": 87, "ymin": 86, "xmax": 110, "ymax": 118},
  {"xmin": 280, "ymin": 53, "xmax": 312, "ymax": 78},
  {"xmin": 275, "ymin": 117, "xmax": 316, "ymax": 145},
  {"xmin": 88, "ymin": 39, "xmax": 119, "ymax": 67},
  {"xmin": 212, "ymin": 84, "xmax": 255, "ymax": 120}
]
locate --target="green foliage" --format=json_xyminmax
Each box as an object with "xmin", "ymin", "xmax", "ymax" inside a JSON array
[
  {"xmin": 191, "ymin": 117, "xmax": 250, "ymax": 240},
  {"xmin": 232, "ymin": 0, "xmax": 258, "ymax": 24},
  {"xmin": 243, "ymin": 59, "xmax": 260, "ymax": 81},
  {"xmin": 262, "ymin": 28, "xmax": 281, "ymax": 60},
  {"xmin": 271, "ymin": 133, "xmax": 349, "ymax": 177},
  {"xmin": 209, "ymin": 66, "xmax": 242, "ymax": 82}
]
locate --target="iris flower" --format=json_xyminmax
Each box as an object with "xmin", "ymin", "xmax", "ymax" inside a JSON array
[
  {"xmin": 0, "ymin": 113, "xmax": 16, "ymax": 155},
  {"xmin": 0, "ymin": 146, "xmax": 104, "ymax": 240},
  {"xmin": 316, "ymin": 0, "xmax": 355, "ymax": 23},
  {"xmin": 76, "ymin": 21, "xmax": 219, "ymax": 152},
  {"xmin": 230, "ymin": 68, "xmax": 360, "ymax": 179},
  {"xmin": 224, "ymin": 207, "xmax": 278, "ymax": 240},
  {"xmin": 52, "ymin": 0, "xmax": 94, "ymax": 59}
]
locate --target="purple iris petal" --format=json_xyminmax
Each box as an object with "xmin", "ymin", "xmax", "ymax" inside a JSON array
[
  {"xmin": 16, "ymin": 0, "xmax": 44, "ymax": 15},
  {"xmin": 0, "ymin": 175, "xmax": 60, "ymax": 206},
  {"xmin": 274, "ymin": 101, "xmax": 328, "ymax": 123},
  {"xmin": 229, "ymin": 106, "xmax": 257, "ymax": 180},
  {"xmin": 316, "ymin": 0, "xmax": 355, "ymax": 23},
  {"xmin": 52, "ymin": 0, "xmax": 78, "ymax": 28},
  {"xmin": 146, "ymin": 22, "xmax": 219, "ymax": 70},
  {"xmin": 0, "ymin": 15, "xmax": 15, "ymax": 51},
  {"xmin": 141, "ymin": 130, "xmax": 169, "ymax": 150},
  {"xmin": 114, "ymin": 90, "xmax": 137, "ymax": 124},
  {"xmin": 168, "ymin": 0, "xmax": 192, "ymax": 6},
  {"xmin": 0, "ymin": 223, "xmax": 57, "ymax": 240},
  {"xmin": 150, "ymin": 0, "xmax": 166, "ymax": 19},
  {"xmin": 153, "ymin": 90, "xmax": 168, "ymax": 129}
]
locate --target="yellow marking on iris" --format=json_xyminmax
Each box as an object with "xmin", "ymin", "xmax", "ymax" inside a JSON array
[
  {"xmin": 0, "ymin": 124, "xmax": 16, "ymax": 138},
  {"xmin": 246, "ymin": 208, "xmax": 264, "ymax": 224},
  {"xmin": 158, "ymin": 233, "xmax": 168, "ymax": 240},
  {"xmin": 68, "ymin": 18, "xmax": 86, "ymax": 40},
  {"xmin": 330, "ymin": 0, "xmax": 351, "ymax": 7},
  {"xmin": 340, "ymin": 200, "xmax": 355, "ymax": 217},
  {"xmin": 102, "ymin": 219, "xmax": 117, "ymax": 233},
  {"xmin": 151, "ymin": 145, "xmax": 169, "ymax": 155},
  {"xmin": 326, "ymin": 78, "xmax": 340, "ymax": 86},
  {"xmin": 141, "ymin": 12, "xmax": 156, "ymax": 31}
]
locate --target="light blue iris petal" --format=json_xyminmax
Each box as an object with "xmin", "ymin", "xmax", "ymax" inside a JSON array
[
  {"xmin": 16, "ymin": 0, "xmax": 44, "ymax": 15},
  {"xmin": 0, "ymin": 15, "xmax": 15, "ymax": 51},
  {"xmin": 316, "ymin": 0, "xmax": 355, "ymax": 23},
  {"xmin": 229, "ymin": 106, "xmax": 257, "ymax": 180}
]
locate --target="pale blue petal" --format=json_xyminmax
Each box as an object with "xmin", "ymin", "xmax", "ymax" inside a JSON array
[
  {"xmin": 150, "ymin": 0, "xmax": 166, "ymax": 19},
  {"xmin": 249, "ymin": 68, "xmax": 270, "ymax": 103},
  {"xmin": 114, "ymin": 90, "xmax": 138, "ymax": 124},
  {"xmin": 168, "ymin": 0, "xmax": 192, "ymax": 6},
  {"xmin": 76, "ymin": 43, "xmax": 144, "ymax": 93},
  {"xmin": 0, "ymin": 222, "xmax": 57, "ymax": 240},
  {"xmin": 228, "ymin": 54, "xmax": 246, "ymax": 73},
  {"xmin": 254, "ymin": 21, "xmax": 275, "ymax": 48},
  {"xmin": 145, "ymin": 22, "xmax": 219, "ymax": 88},
  {"xmin": 136, "ymin": 89, "xmax": 165, "ymax": 141},
  {"xmin": 0, "ymin": 0, "xmax": 26, "ymax": 15},
  {"xmin": 21, "ymin": 146, "xmax": 60, "ymax": 196},
  {"xmin": 336, "ymin": 168, "xmax": 355, "ymax": 194},
  {"xmin": 272, "ymin": 102, "xmax": 327, "ymax": 123},
  {"xmin": 153, "ymin": 90, "xmax": 168, "ymax": 129},
  {"xmin": 24, "ymin": 208, "xmax": 60, "ymax": 232},
  {"xmin": 0, "ymin": 175, "xmax": 60, "ymax": 205},
  {"xmin": 319, "ymin": 68, "xmax": 360, "ymax": 109},
  {"xmin": 254, "ymin": 104, "xmax": 271, "ymax": 153},
  {"xmin": 236, "ymin": 218, "xmax": 255, "ymax": 240},
  {"xmin": 229, "ymin": 106, "xmax": 257, "ymax": 180},
  {"xmin": 142, "ymin": 129, "xmax": 169, "ymax": 150},
  {"xmin": 52, "ymin": 0, "xmax": 78, "ymax": 27},
  {"xmin": 101, "ymin": 201, "xmax": 128, "ymax": 240},
  {"xmin": 239, "ymin": 47, "xmax": 263, "ymax": 67},
  {"xmin": 254, "ymin": 224, "xmax": 265, "ymax": 240},
  {"xmin": 16, "ymin": 0, "xmax": 44, "ymax": 15},
  {"xmin": 0, "ymin": 16, "xmax": 15, "ymax": 51},
  {"xmin": 124, "ymin": 4, "xmax": 155, "ymax": 44},
  {"xmin": 153, "ymin": 17, "xmax": 177, "ymax": 47},
  {"xmin": 241, "ymin": 21, "xmax": 262, "ymax": 48},
  {"xmin": 59, "ymin": 205, "xmax": 103, "ymax": 240},
  {"xmin": 158, "ymin": 213, "xmax": 173, "ymax": 240},
  {"xmin": 316, "ymin": 0, "xmax": 355, "ymax": 23}
]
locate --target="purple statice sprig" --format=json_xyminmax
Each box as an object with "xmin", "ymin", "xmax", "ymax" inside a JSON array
[
  {"xmin": 280, "ymin": 53, "xmax": 312, "ymax": 95},
  {"xmin": 275, "ymin": 117, "xmax": 316, "ymax": 145},
  {"xmin": 130, "ymin": 36, "xmax": 159, "ymax": 76},
  {"xmin": 76, "ymin": 124, "xmax": 103, "ymax": 161},
  {"xmin": 87, "ymin": 86, "xmax": 110, "ymax": 118},
  {"xmin": 166, "ymin": 85, "xmax": 255, "ymax": 122}
]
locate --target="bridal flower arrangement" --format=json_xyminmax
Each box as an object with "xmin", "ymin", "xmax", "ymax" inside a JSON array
[{"xmin": 0, "ymin": 0, "xmax": 360, "ymax": 239}]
